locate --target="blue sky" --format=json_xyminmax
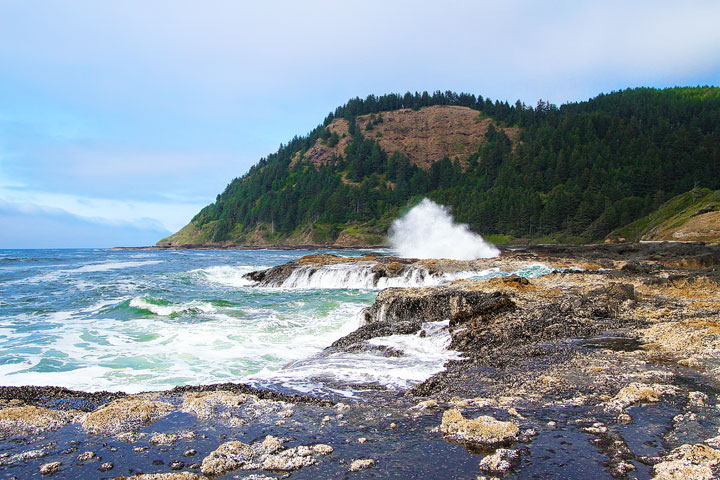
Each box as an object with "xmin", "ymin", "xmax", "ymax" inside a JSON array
[{"xmin": 1, "ymin": 0, "xmax": 719, "ymax": 248}]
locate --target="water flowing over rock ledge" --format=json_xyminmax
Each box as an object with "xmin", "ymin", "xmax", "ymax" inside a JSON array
[{"xmin": 2, "ymin": 242, "xmax": 720, "ymax": 479}]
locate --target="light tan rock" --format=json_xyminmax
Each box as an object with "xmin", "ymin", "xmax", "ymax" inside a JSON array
[
  {"xmin": 0, "ymin": 447, "xmax": 48, "ymax": 466},
  {"xmin": 150, "ymin": 433, "xmax": 179, "ymax": 445},
  {"xmin": 605, "ymin": 383, "xmax": 678, "ymax": 411},
  {"xmin": 181, "ymin": 390, "xmax": 251, "ymax": 419},
  {"xmin": 116, "ymin": 432, "xmax": 148, "ymax": 443},
  {"xmin": 119, "ymin": 473, "xmax": 207, "ymax": 480},
  {"xmin": 312, "ymin": 444, "xmax": 334, "ymax": 455},
  {"xmin": 440, "ymin": 409, "xmax": 519, "ymax": 446},
  {"xmin": 478, "ymin": 448, "xmax": 520, "ymax": 474},
  {"xmin": 261, "ymin": 449, "xmax": 316, "ymax": 471},
  {"xmin": 617, "ymin": 413, "xmax": 633, "ymax": 425},
  {"xmin": 0, "ymin": 406, "xmax": 74, "ymax": 436},
  {"xmin": 348, "ymin": 458, "xmax": 375, "ymax": 472},
  {"xmin": 409, "ymin": 399, "xmax": 438, "ymax": 412},
  {"xmin": 76, "ymin": 451, "xmax": 97, "ymax": 462},
  {"xmin": 81, "ymin": 397, "xmax": 173, "ymax": 435},
  {"xmin": 651, "ymin": 443, "xmax": 720, "ymax": 480},
  {"xmin": 689, "ymin": 391, "xmax": 709, "ymax": 406},
  {"xmin": 200, "ymin": 441, "xmax": 255, "ymax": 476},
  {"xmin": 39, "ymin": 461, "xmax": 61, "ymax": 475},
  {"xmin": 652, "ymin": 460, "xmax": 714, "ymax": 479},
  {"xmin": 255, "ymin": 435, "xmax": 283, "ymax": 455}
]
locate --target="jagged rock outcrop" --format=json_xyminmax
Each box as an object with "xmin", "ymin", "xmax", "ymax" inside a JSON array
[
  {"xmin": 440, "ymin": 409, "xmax": 519, "ymax": 447},
  {"xmin": 329, "ymin": 284, "xmax": 514, "ymax": 350}
]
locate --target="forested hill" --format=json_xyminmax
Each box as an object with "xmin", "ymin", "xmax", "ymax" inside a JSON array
[{"xmin": 158, "ymin": 87, "xmax": 720, "ymax": 247}]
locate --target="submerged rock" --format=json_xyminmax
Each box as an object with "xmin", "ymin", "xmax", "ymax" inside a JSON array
[
  {"xmin": 440, "ymin": 409, "xmax": 519, "ymax": 447},
  {"xmin": 80, "ymin": 396, "xmax": 173, "ymax": 435}
]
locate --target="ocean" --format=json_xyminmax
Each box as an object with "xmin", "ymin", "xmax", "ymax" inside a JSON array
[{"xmin": 0, "ymin": 248, "xmax": 550, "ymax": 397}]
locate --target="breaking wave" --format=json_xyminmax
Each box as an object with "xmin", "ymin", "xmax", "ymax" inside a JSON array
[
  {"xmin": 267, "ymin": 262, "xmax": 553, "ymax": 290},
  {"xmin": 390, "ymin": 199, "xmax": 499, "ymax": 260}
]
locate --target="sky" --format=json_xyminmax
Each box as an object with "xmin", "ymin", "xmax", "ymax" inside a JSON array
[{"xmin": 1, "ymin": 0, "xmax": 719, "ymax": 248}]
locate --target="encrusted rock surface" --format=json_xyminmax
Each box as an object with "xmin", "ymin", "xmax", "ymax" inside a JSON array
[
  {"xmin": 348, "ymin": 458, "xmax": 375, "ymax": 471},
  {"xmin": 478, "ymin": 448, "xmax": 521, "ymax": 474},
  {"xmin": 440, "ymin": 409, "xmax": 519, "ymax": 447},
  {"xmin": 115, "ymin": 474, "xmax": 207, "ymax": 480},
  {"xmin": 200, "ymin": 435, "xmax": 331, "ymax": 476},
  {"xmin": 181, "ymin": 390, "xmax": 251, "ymax": 419},
  {"xmin": 200, "ymin": 440, "xmax": 255, "ymax": 476},
  {"xmin": 605, "ymin": 383, "xmax": 679, "ymax": 411},
  {"xmin": 651, "ymin": 444, "xmax": 720, "ymax": 480},
  {"xmin": 0, "ymin": 405, "xmax": 75, "ymax": 437},
  {"xmin": 80, "ymin": 396, "xmax": 173, "ymax": 435}
]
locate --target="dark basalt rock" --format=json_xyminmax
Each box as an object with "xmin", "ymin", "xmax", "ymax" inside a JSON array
[
  {"xmin": 342, "ymin": 342, "xmax": 405, "ymax": 357},
  {"xmin": 331, "ymin": 320, "xmax": 421, "ymax": 349},
  {"xmin": 329, "ymin": 286, "xmax": 515, "ymax": 352},
  {"xmin": 361, "ymin": 287, "xmax": 515, "ymax": 326}
]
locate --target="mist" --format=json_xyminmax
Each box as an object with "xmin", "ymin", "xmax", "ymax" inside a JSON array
[{"xmin": 389, "ymin": 199, "xmax": 500, "ymax": 260}]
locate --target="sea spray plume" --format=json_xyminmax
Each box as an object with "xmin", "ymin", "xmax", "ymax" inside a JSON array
[{"xmin": 390, "ymin": 199, "xmax": 499, "ymax": 260}]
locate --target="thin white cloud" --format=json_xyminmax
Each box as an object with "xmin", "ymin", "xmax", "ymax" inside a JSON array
[
  {"xmin": 0, "ymin": 199, "xmax": 170, "ymax": 248},
  {"xmin": 0, "ymin": 187, "xmax": 202, "ymax": 233}
]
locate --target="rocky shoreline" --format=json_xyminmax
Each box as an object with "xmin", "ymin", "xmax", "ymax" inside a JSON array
[{"xmin": 2, "ymin": 243, "xmax": 720, "ymax": 479}]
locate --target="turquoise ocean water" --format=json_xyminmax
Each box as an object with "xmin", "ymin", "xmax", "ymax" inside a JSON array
[{"xmin": 0, "ymin": 249, "xmax": 551, "ymax": 396}]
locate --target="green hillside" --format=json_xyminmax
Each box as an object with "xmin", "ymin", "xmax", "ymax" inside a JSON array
[
  {"xmin": 609, "ymin": 188, "xmax": 720, "ymax": 243},
  {"xmin": 159, "ymin": 87, "xmax": 720, "ymax": 247}
]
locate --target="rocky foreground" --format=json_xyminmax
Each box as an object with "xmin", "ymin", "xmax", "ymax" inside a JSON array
[{"xmin": 2, "ymin": 243, "xmax": 720, "ymax": 479}]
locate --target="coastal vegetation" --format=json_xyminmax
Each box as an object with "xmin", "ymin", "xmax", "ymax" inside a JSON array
[{"xmin": 158, "ymin": 87, "xmax": 720, "ymax": 246}]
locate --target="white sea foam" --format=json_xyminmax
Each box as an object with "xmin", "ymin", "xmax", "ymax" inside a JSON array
[
  {"xmin": 128, "ymin": 297, "xmax": 217, "ymax": 316},
  {"xmin": 13, "ymin": 260, "xmax": 162, "ymax": 284},
  {"xmin": 278, "ymin": 262, "xmax": 432, "ymax": 289},
  {"xmin": 192, "ymin": 265, "xmax": 265, "ymax": 288},
  {"xmin": 0, "ymin": 249, "xmax": 561, "ymax": 395},
  {"xmin": 250, "ymin": 320, "xmax": 463, "ymax": 394},
  {"xmin": 390, "ymin": 199, "xmax": 499, "ymax": 260},
  {"xmin": 273, "ymin": 263, "xmax": 519, "ymax": 290},
  {"xmin": 0, "ymin": 293, "xmax": 371, "ymax": 393}
]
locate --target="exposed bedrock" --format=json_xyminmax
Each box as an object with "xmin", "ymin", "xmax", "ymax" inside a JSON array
[
  {"xmin": 330, "ymin": 285, "xmax": 515, "ymax": 350},
  {"xmin": 244, "ymin": 254, "xmax": 420, "ymax": 286},
  {"xmin": 244, "ymin": 242, "xmax": 720, "ymax": 288},
  {"xmin": 244, "ymin": 253, "xmax": 519, "ymax": 287}
]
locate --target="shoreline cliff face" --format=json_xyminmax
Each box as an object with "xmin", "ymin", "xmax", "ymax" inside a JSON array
[{"xmin": 2, "ymin": 243, "xmax": 720, "ymax": 479}]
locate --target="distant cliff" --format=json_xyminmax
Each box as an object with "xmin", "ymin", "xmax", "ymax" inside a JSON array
[{"xmin": 158, "ymin": 87, "xmax": 720, "ymax": 247}]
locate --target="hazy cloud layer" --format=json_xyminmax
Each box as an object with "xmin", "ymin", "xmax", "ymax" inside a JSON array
[
  {"xmin": 0, "ymin": 0, "xmax": 718, "ymax": 247},
  {"xmin": 0, "ymin": 201, "xmax": 170, "ymax": 249}
]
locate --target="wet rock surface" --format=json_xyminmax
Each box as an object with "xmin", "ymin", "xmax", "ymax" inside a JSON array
[{"xmin": 2, "ymin": 243, "xmax": 720, "ymax": 478}]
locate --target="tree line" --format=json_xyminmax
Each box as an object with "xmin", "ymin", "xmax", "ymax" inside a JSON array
[{"xmin": 191, "ymin": 87, "xmax": 720, "ymax": 243}]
